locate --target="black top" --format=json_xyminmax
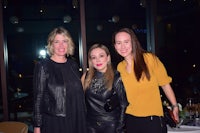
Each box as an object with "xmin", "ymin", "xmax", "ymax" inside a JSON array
[
  {"xmin": 33, "ymin": 58, "xmax": 86, "ymax": 133},
  {"xmin": 85, "ymin": 71, "xmax": 128, "ymax": 128}
]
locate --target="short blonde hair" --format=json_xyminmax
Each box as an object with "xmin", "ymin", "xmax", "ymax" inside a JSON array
[{"xmin": 46, "ymin": 27, "xmax": 75, "ymax": 56}]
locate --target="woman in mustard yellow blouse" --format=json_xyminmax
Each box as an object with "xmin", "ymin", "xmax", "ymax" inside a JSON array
[{"xmin": 112, "ymin": 28, "xmax": 179, "ymax": 133}]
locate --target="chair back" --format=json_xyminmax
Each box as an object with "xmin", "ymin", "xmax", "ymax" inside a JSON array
[{"xmin": 0, "ymin": 121, "xmax": 28, "ymax": 133}]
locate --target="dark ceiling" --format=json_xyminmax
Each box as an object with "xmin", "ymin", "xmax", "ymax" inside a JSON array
[
  {"xmin": 2, "ymin": 0, "xmax": 200, "ymax": 62},
  {"xmin": 2, "ymin": 0, "xmax": 200, "ymax": 35}
]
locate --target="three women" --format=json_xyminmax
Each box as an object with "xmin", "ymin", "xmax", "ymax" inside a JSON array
[{"xmin": 34, "ymin": 26, "xmax": 179, "ymax": 133}]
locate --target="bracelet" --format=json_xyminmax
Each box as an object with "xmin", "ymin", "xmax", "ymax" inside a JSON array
[{"xmin": 171, "ymin": 104, "xmax": 178, "ymax": 109}]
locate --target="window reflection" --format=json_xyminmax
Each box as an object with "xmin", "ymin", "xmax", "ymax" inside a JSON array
[{"xmin": 0, "ymin": 0, "xmax": 200, "ymax": 131}]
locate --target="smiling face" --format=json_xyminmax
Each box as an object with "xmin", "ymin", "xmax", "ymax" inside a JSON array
[
  {"xmin": 90, "ymin": 47, "xmax": 110, "ymax": 73},
  {"xmin": 51, "ymin": 34, "xmax": 68, "ymax": 58},
  {"xmin": 114, "ymin": 31, "xmax": 133, "ymax": 59}
]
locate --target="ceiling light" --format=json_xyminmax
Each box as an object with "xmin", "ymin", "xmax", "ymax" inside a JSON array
[
  {"xmin": 112, "ymin": 15, "xmax": 120, "ymax": 23},
  {"xmin": 16, "ymin": 27, "xmax": 24, "ymax": 33},
  {"xmin": 72, "ymin": 0, "xmax": 78, "ymax": 8},
  {"xmin": 63, "ymin": 15, "xmax": 72, "ymax": 23},
  {"xmin": 9, "ymin": 16, "xmax": 19, "ymax": 24},
  {"xmin": 97, "ymin": 25, "xmax": 103, "ymax": 31}
]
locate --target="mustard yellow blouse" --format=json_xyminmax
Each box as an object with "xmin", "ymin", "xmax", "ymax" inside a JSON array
[{"xmin": 117, "ymin": 53, "xmax": 172, "ymax": 117}]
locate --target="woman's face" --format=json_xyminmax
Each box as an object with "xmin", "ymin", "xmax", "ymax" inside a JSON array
[
  {"xmin": 90, "ymin": 47, "xmax": 110, "ymax": 73},
  {"xmin": 51, "ymin": 34, "xmax": 68, "ymax": 57},
  {"xmin": 114, "ymin": 32, "xmax": 133, "ymax": 58}
]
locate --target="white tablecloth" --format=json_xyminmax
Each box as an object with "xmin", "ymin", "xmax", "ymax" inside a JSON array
[{"xmin": 168, "ymin": 125, "xmax": 200, "ymax": 133}]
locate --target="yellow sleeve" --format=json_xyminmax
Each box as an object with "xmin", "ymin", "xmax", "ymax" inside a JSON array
[{"xmin": 150, "ymin": 55, "xmax": 172, "ymax": 86}]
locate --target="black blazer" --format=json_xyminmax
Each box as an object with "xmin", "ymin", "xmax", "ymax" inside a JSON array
[
  {"xmin": 85, "ymin": 71, "xmax": 129, "ymax": 132},
  {"xmin": 33, "ymin": 58, "xmax": 86, "ymax": 128}
]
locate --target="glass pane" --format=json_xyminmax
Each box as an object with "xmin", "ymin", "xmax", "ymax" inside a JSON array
[
  {"xmin": 157, "ymin": 1, "xmax": 200, "ymax": 107},
  {"xmin": 85, "ymin": 0, "xmax": 146, "ymax": 67}
]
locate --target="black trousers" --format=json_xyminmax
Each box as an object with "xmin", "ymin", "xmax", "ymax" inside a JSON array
[
  {"xmin": 87, "ymin": 120, "xmax": 117, "ymax": 133},
  {"xmin": 125, "ymin": 114, "xmax": 167, "ymax": 133}
]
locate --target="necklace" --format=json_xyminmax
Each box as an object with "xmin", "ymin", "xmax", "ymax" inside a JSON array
[{"xmin": 91, "ymin": 77, "xmax": 104, "ymax": 94}]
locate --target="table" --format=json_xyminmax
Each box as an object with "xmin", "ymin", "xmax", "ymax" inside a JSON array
[{"xmin": 168, "ymin": 125, "xmax": 200, "ymax": 133}]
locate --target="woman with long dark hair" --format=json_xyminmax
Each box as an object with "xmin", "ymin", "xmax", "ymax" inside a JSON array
[{"xmin": 112, "ymin": 28, "xmax": 179, "ymax": 133}]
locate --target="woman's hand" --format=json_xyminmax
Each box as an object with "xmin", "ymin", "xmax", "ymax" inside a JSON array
[
  {"xmin": 34, "ymin": 127, "xmax": 40, "ymax": 133},
  {"xmin": 172, "ymin": 106, "xmax": 179, "ymax": 123},
  {"xmin": 162, "ymin": 84, "xmax": 179, "ymax": 123}
]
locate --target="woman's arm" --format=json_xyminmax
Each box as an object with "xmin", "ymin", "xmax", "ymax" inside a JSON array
[
  {"xmin": 116, "ymin": 78, "xmax": 129, "ymax": 133},
  {"xmin": 33, "ymin": 61, "xmax": 46, "ymax": 128},
  {"xmin": 161, "ymin": 84, "xmax": 179, "ymax": 123}
]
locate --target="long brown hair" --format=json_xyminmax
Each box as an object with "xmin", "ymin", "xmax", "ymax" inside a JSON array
[
  {"xmin": 112, "ymin": 28, "xmax": 150, "ymax": 81},
  {"xmin": 83, "ymin": 43, "xmax": 114, "ymax": 90}
]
